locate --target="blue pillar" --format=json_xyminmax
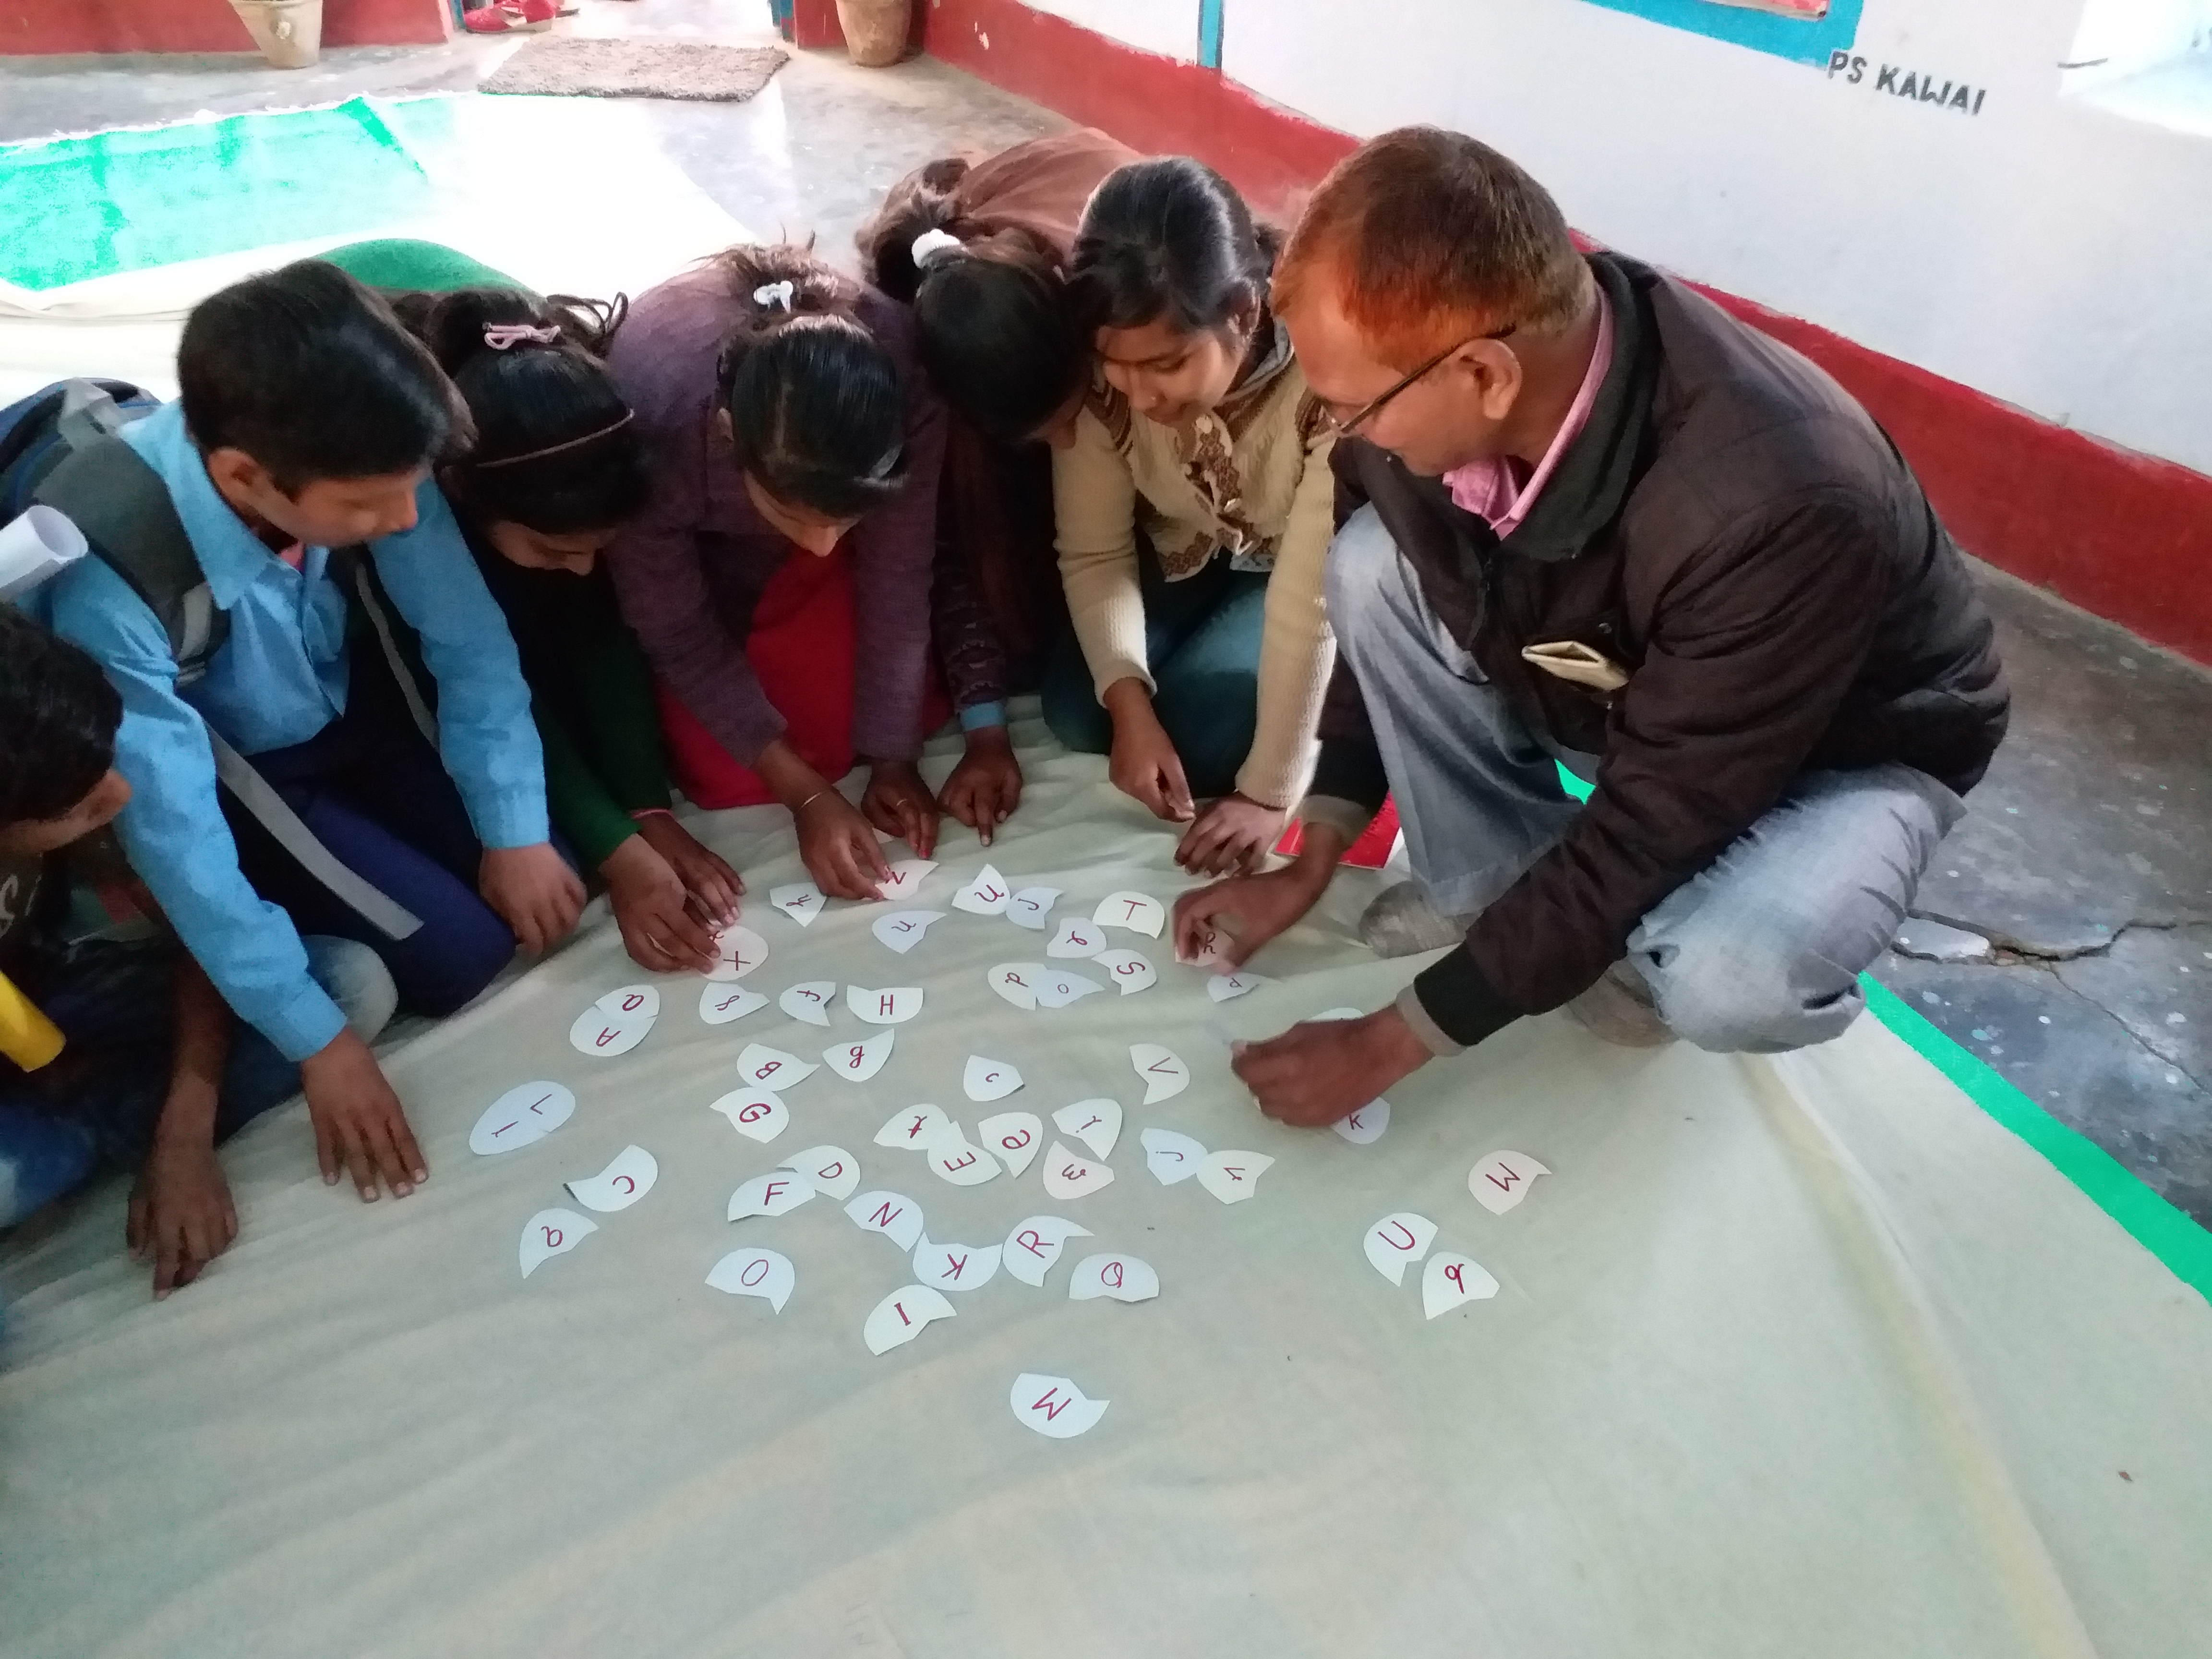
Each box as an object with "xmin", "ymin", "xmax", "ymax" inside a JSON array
[{"xmin": 1199, "ymin": 0, "xmax": 1224, "ymax": 70}]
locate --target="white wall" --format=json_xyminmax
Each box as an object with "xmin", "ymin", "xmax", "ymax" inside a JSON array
[
  {"xmin": 1026, "ymin": 0, "xmax": 1199, "ymax": 62},
  {"xmin": 1210, "ymin": 0, "xmax": 2212, "ymax": 475},
  {"xmin": 2066, "ymin": 0, "xmax": 2212, "ymax": 88}
]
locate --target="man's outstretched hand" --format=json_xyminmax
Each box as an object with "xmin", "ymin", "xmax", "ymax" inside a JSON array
[{"xmin": 1231, "ymin": 1008, "xmax": 1432, "ymax": 1128}]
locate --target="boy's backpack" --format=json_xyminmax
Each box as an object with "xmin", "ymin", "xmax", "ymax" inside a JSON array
[
  {"xmin": 0, "ymin": 379, "xmax": 429, "ymax": 941},
  {"xmin": 0, "ymin": 378, "xmax": 230, "ymax": 686}
]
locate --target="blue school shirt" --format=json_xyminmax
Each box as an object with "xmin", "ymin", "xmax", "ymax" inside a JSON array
[{"xmin": 34, "ymin": 401, "xmax": 548, "ymax": 1063}]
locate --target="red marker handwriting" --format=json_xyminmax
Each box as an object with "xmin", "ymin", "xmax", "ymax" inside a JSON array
[
  {"xmin": 739, "ymin": 1101, "xmax": 770, "ymax": 1124},
  {"xmin": 815, "ymin": 1160, "xmax": 845, "ymax": 1182},
  {"xmin": 943, "ymin": 1251, "xmax": 969, "ymax": 1279},
  {"xmin": 894, "ymin": 1300, "xmax": 913, "ymax": 1328},
  {"xmin": 1015, "ymin": 1229, "xmax": 1046, "ymax": 1258},
  {"xmin": 741, "ymin": 1257, "xmax": 770, "ymax": 1287},
  {"xmin": 998, "ymin": 1128, "xmax": 1033, "ymax": 1151},
  {"xmin": 1444, "ymin": 1263, "xmax": 1467, "ymax": 1294},
  {"xmin": 1075, "ymin": 1114, "xmax": 1104, "ymax": 1136},
  {"xmin": 541, "ymin": 1226, "xmax": 563, "ymax": 1248},
  {"xmin": 761, "ymin": 1178, "xmax": 791, "ymax": 1206},
  {"xmin": 527, "ymin": 1093, "xmax": 553, "ymax": 1115},
  {"xmin": 593, "ymin": 1026, "xmax": 620, "ymax": 1048},
  {"xmin": 1118, "ymin": 900, "xmax": 1143, "ymax": 921},
  {"xmin": 878, "ymin": 993, "xmax": 897, "ymax": 1017},
  {"xmin": 613, "ymin": 1175, "xmax": 636, "ymax": 1195},
  {"xmin": 868, "ymin": 1201, "xmax": 902, "ymax": 1230},
  {"xmin": 1058, "ymin": 1162, "xmax": 1088, "ymax": 1183},
  {"xmin": 619, "ymin": 992, "xmax": 646, "ymax": 1013},
  {"xmin": 1101, "ymin": 1261, "xmax": 1125, "ymax": 1290},
  {"xmin": 756, "ymin": 1059, "xmax": 783, "ymax": 1081},
  {"xmin": 1486, "ymin": 1167, "xmax": 1522, "ymax": 1193},
  {"xmin": 1115, "ymin": 960, "xmax": 1142, "ymax": 977},
  {"xmin": 1148, "ymin": 1058, "xmax": 1178, "ymax": 1074},
  {"xmin": 941, "ymin": 1150, "xmax": 980, "ymax": 1175},
  {"xmin": 1030, "ymin": 1385, "xmax": 1071, "ymax": 1422},
  {"xmin": 1378, "ymin": 1219, "xmax": 1418, "ymax": 1252},
  {"xmin": 844, "ymin": 1046, "xmax": 867, "ymax": 1070}
]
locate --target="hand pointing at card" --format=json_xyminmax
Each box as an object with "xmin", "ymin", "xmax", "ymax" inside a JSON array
[
  {"xmin": 1232, "ymin": 1011, "xmax": 1431, "ymax": 1129},
  {"xmin": 757, "ymin": 752, "xmax": 890, "ymax": 900}
]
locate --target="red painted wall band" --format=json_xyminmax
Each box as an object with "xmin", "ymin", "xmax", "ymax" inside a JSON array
[
  {"xmin": 920, "ymin": 0, "xmax": 2212, "ymax": 665},
  {"xmin": 0, "ymin": 0, "xmax": 451, "ymax": 54}
]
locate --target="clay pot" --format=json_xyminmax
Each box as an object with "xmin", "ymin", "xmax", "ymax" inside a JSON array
[
  {"xmin": 835, "ymin": 0, "xmax": 911, "ymax": 68},
  {"xmin": 229, "ymin": 0, "xmax": 323, "ymax": 70}
]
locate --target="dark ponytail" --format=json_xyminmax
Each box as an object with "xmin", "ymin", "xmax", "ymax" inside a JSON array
[
  {"xmin": 1068, "ymin": 157, "xmax": 1281, "ymax": 339},
  {"xmin": 711, "ymin": 243, "xmax": 907, "ymax": 521},
  {"xmin": 859, "ymin": 162, "xmax": 1083, "ymax": 446},
  {"xmin": 390, "ymin": 285, "xmax": 648, "ymax": 535}
]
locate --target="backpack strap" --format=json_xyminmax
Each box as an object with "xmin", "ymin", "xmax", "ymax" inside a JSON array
[
  {"xmin": 333, "ymin": 544, "xmax": 440, "ymax": 751},
  {"xmin": 31, "ymin": 434, "xmax": 228, "ymax": 685},
  {"xmin": 204, "ymin": 729, "xmax": 425, "ymax": 942},
  {"xmin": 32, "ymin": 438, "xmax": 424, "ymax": 942}
]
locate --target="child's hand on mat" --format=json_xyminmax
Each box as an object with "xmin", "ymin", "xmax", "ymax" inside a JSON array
[
  {"xmin": 300, "ymin": 1032, "xmax": 428, "ymax": 1202},
  {"xmin": 1176, "ymin": 793, "xmax": 1285, "ymax": 877},
  {"xmin": 797, "ymin": 789, "xmax": 894, "ymax": 900},
  {"xmin": 480, "ymin": 842, "xmax": 587, "ymax": 954},
  {"xmin": 1229, "ymin": 1009, "xmax": 1432, "ymax": 1128},
  {"xmin": 938, "ymin": 726, "xmax": 1023, "ymax": 846},
  {"xmin": 601, "ymin": 835, "xmax": 720, "ymax": 974},
  {"xmin": 127, "ymin": 1137, "xmax": 239, "ymax": 1299},
  {"xmin": 1103, "ymin": 684, "xmax": 1195, "ymax": 823},
  {"xmin": 863, "ymin": 760, "xmax": 941, "ymax": 860},
  {"xmin": 634, "ymin": 813, "xmax": 744, "ymax": 925}
]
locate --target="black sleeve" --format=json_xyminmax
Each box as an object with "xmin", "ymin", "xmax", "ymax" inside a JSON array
[{"xmin": 1413, "ymin": 491, "xmax": 1893, "ymax": 1047}]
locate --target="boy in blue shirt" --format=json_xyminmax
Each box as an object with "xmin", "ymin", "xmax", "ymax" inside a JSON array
[{"xmin": 35, "ymin": 262, "xmax": 582, "ymax": 1208}]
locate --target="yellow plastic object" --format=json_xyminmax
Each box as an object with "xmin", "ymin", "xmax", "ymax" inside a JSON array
[{"xmin": 0, "ymin": 969, "xmax": 65, "ymax": 1071}]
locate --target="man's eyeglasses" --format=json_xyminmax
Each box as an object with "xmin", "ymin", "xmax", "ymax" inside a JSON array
[{"xmin": 1319, "ymin": 322, "xmax": 1517, "ymax": 439}]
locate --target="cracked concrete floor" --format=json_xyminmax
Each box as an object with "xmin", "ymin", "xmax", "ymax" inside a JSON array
[
  {"xmin": 4, "ymin": 3, "xmax": 2209, "ymax": 1227},
  {"xmin": 1884, "ymin": 567, "xmax": 2212, "ymax": 1223}
]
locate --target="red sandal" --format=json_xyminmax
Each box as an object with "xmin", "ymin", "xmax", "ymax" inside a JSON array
[{"xmin": 463, "ymin": 0, "xmax": 557, "ymax": 33}]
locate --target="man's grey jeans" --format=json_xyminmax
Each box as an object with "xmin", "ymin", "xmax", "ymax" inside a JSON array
[{"xmin": 1327, "ymin": 505, "xmax": 1964, "ymax": 1054}]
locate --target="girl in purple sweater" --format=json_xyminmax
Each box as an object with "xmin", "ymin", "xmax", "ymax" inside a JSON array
[{"xmin": 605, "ymin": 245, "xmax": 1021, "ymax": 898}]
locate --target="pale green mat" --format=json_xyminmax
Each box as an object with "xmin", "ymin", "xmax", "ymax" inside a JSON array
[{"xmin": 3, "ymin": 721, "xmax": 2206, "ymax": 1656}]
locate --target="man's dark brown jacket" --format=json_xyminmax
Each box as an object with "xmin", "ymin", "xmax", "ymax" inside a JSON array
[{"xmin": 1313, "ymin": 252, "xmax": 2010, "ymax": 1049}]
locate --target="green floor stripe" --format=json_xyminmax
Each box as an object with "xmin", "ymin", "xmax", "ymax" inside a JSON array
[
  {"xmin": 1548, "ymin": 762, "xmax": 2210, "ymax": 1292},
  {"xmin": 0, "ymin": 97, "xmax": 459, "ymax": 292},
  {"xmin": 1861, "ymin": 977, "xmax": 2212, "ymax": 1299}
]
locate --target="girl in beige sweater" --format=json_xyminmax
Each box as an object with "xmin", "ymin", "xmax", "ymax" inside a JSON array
[{"xmin": 1044, "ymin": 158, "xmax": 1337, "ymax": 876}]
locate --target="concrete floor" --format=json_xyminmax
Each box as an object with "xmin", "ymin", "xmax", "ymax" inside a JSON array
[{"xmin": 5, "ymin": 1, "xmax": 2209, "ymax": 1224}]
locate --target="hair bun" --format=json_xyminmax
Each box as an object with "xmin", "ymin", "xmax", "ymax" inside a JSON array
[{"xmin": 910, "ymin": 228, "xmax": 965, "ymax": 271}]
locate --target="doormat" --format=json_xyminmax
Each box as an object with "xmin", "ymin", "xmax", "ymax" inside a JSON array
[{"xmin": 481, "ymin": 38, "xmax": 789, "ymax": 101}]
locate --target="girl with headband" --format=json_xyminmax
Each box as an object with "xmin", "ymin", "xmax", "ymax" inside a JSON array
[
  {"xmin": 603, "ymin": 240, "xmax": 1008, "ymax": 898},
  {"xmin": 320, "ymin": 240, "xmax": 744, "ymax": 975}
]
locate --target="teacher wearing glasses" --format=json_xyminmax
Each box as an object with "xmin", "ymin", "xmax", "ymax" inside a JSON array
[{"xmin": 1177, "ymin": 126, "xmax": 2009, "ymax": 1128}]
